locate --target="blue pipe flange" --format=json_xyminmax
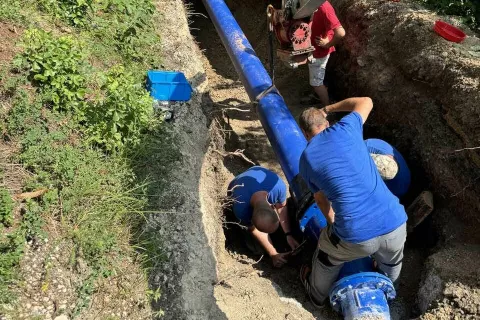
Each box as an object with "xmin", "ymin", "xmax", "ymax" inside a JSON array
[{"xmin": 329, "ymin": 272, "xmax": 396, "ymax": 320}]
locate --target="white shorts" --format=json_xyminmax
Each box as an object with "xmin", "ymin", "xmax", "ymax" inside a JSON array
[{"xmin": 308, "ymin": 54, "xmax": 330, "ymax": 87}]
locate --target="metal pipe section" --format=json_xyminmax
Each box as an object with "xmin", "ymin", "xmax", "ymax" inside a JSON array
[{"xmin": 202, "ymin": 0, "xmax": 308, "ymax": 200}]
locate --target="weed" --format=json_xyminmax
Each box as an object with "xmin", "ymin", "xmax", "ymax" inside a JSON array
[
  {"xmin": 89, "ymin": 0, "xmax": 161, "ymax": 64},
  {"xmin": 14, "ymin": 29, "xmax": 87, "ymax": 113},
  {"xmin": 0, "ymin": 188, "xmax": 14, "ymax": 227},
  {"xmin": 0, "ymin": 198, "xmax": 45, "ymax": 304},
  {"xmin": 39, "ymin": 0, "xmax": 94, "ymax": 27},
  {"xmin": 72, "ymin": 272, "xmax": 97, "ymax": 316},
  {"xmin": 22, "ymin": 200, "xmax": 46, "ymax": 242},
  {"xmin": 146, "ymin": 287, "xmax": 161, "ymax": 303},
  {"xmin": 84, "ymin": 66, "xmax": 154, "ymax": 151},
  {"xmin": 0, "ymin": 229, "xmax": 24, "ymax": 304},
  {"xmin": 0, "ymin": 0, "xmax": 25, "ymax": 23},
  {"xmin": 6, "ymin": 89, "xmax": 43, "ymax": 137}
]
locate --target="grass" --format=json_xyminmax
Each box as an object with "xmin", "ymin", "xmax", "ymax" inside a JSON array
[{"xmin": 0, "ymin": 0, "xmax": 178, "ymax": 317}]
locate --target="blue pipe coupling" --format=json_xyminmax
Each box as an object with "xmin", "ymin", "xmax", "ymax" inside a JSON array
[{"xmin": 329, "ymin": 272, "xmax": 396, "ymax": 320}]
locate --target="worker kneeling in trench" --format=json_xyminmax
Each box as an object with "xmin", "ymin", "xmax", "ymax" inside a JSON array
[
  {"xmin": 298, "ymin": 97, "xmax": 408, "ymax": 308},
  {"xmin": 227, "ymin": 166, "xmax": 300, "ymax": 268}
]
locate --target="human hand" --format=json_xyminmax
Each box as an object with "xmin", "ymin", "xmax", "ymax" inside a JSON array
[
  {"xmin": 315, "ymin": 36, "xmax": 330, "ymax": 48},
  {"xmin": 319, "ymin": 107, "xmax": 328, "ymax": 118},
  {"xmin": 286, "ymin": 235, "xmax": 300, "ymax": 252},
  {"xmin": 271, "ymin": 252, "xmax": 290, "ymax": 268}
]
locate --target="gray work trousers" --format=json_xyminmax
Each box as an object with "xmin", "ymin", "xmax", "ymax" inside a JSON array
[{"xmin": 309, "ymin": 223, "xmax": 407, "ymax": 303}]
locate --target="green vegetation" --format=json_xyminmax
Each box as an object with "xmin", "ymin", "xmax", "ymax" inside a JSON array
[
  {"xmin": 0, "ymin": 0, "xmax": 173, "ymax": 316},
  {"xmin": 39, "ymin": 0, "xmax": 94, "ymax": 27},
  {"xmin": 0, "ymin": 189, "xmax": 15, "ymax": 227},
  {"xmin": 15, "ymin": 29, "xmax": 87, "ymax": 112},
  {"xmin": 419, "ymin": 0, "xmax": 479, "ymax": 30}
]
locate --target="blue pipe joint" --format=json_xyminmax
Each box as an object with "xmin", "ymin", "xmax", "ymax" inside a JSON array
[
  {"xmin": 329, "ymin": 272, "xmax": 396, "ymax": 320},
  {"xmin": 299, "ymin": 203, "xmax": 327, "ymax": 242}
]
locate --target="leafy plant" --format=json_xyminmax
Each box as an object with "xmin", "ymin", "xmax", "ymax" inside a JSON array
[
  {"xmin": 0, "ymin": 188, "xmax": 15, "ymax": 227},
  {"xmin": 84, "ymin": 66, "xmax": 153, "ymax": 151},
  {"xmin": 15, "ymin": 29, "xmax": 87, "ymax": 113},
  {"xmin": 0, "ymin": 229, "xmax": 25, "ymax": 304},
  {"xmin": 6, "ymin": 89, "xmax": 43, "ymax": 136},
  {"xmin": 40, "ymin": 0, "xmax": 94, "ymax": 27},
  {"xmin": 73, "ymin": 272, "xmax": 97, "ymax": 316},
  {"xmin": 0, "ymin": 0, "xmax": 25, "ymax": 23}
]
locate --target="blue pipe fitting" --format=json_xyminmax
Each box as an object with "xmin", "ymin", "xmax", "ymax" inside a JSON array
[
  {"xmin": 299, "ymin": 203, "xmax": 327, "ymax": 242},
  {"xmin": 329, "ymin": 272, "xmax": 396, "ymax": 320}
]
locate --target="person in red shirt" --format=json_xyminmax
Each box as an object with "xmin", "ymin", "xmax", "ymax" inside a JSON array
[{"xmin": 308, "ymin": 1, "xmax": 345, "ymax": 107}]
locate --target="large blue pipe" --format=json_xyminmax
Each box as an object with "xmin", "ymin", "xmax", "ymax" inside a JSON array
[{"xmin": 202, "ymin": 0, "xmax": 308, "ymax": 200}]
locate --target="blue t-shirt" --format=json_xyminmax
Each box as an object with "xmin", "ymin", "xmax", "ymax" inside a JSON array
[
  {"xmin": 365, "ymin": 138, "xmax": 411, "ymax": 197},
  {"xmin": 228, "ymin": 166, "xmax": 287, "ymax": 226},
  {"xmin": 299, "ymin": 112, "xmax": 407, "ymax": 243}
]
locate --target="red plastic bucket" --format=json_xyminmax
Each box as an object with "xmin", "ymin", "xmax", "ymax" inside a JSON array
[{"xmin": 434, "ymin": 20, "xmax": 466, "ymax": 43}]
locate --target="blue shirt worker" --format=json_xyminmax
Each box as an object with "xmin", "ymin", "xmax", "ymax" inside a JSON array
[
  {"xmin": 228, "ymin": 166, "xmax": 300, "ymax": 268},
  {"xmin": 298, "ymin": 98, "xmax": 407, "ymax": 308},
  {"xmin": 366, "ymin": 138, "xmax": 411, "ymax": 197}
]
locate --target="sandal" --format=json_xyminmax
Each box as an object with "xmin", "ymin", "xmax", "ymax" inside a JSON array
[{"xmin": 300, "ymin": 264, "xmax": 326, "ymax": 309}]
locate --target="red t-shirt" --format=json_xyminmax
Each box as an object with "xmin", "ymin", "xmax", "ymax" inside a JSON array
[{"xmin": 311, "ymin": 1, "xmax": 342, "ymax": 58}]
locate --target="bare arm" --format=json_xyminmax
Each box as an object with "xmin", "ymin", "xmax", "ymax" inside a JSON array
[
  {"xmin": 316, "ymin": 26, "xmax": 346, "ymax": 49},
  {"xmin": 276, "ymin": 202, "xmax": 291, "ymax": 234},
  {"xmin": 328, "ymin": 27, "xmax": 346, "ymax": 47},
  {"xmin": 250, "ymin": 227, "xmax": 276, "ymax": 256},
  {"xmin": 250, "ymin": 226, "xmax": 289, "ymax": 267},
  {"xmin": 323, "ymin": 97, "xmax": 373, "ymax": 124},
  {"xmin": 314, "ymin": 191, "xmax": 335, "ymax": 224},
  {"xmin": 276, "ymin": 202, "xmax": 300, "ymax": 250}
]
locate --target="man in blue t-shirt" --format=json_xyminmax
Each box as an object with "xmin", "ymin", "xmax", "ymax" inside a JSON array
[
  {"xmin": 228, "ymin": 166, "xmax": 299, "ymax": 268},
  {"xmin": 297, "ymin": 98, "xmax": 407, "ymax": 308}
]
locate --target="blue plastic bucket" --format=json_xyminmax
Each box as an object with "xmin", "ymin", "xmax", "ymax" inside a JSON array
[{"xmin": 146, "ymin": 71, "xmax": 192, "ymax": 101}]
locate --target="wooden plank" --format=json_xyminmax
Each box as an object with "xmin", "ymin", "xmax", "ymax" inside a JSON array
[{"xmin": 407, "ymin": 191, "xmax": 434, "ymax": 233}]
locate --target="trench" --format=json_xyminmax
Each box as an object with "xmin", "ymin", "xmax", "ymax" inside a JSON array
[{"xmin": 188, "ymin": 0, "xmax": 440, "ymax": 318}]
